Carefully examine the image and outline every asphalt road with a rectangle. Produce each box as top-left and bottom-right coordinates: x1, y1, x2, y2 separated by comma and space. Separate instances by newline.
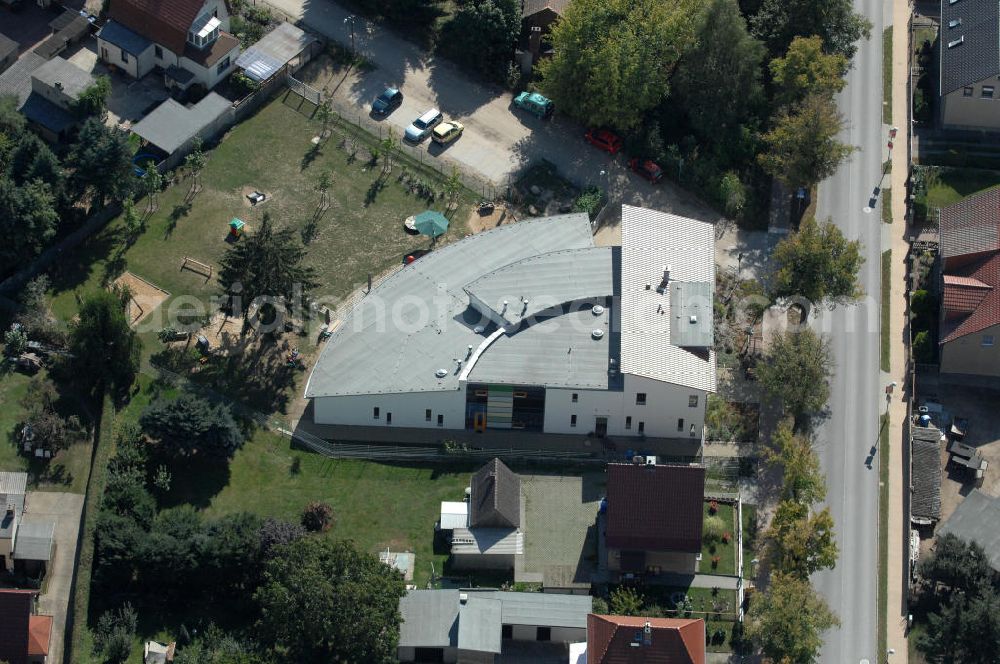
811, 1, 886, 661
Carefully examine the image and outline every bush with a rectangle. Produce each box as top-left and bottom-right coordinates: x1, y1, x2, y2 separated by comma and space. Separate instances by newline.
913, 330, 935, 363
301, 501, 334, 532
573, 185, 604, 219
708, 500, 719, 515
4, 326, 27, 355
94, 602, 138, 663
704, 515, 726, 543
230, 71, 260, 99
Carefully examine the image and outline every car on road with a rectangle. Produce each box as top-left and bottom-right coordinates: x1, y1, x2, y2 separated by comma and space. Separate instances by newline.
432, 121, 465, 145
404, 108, 443, 142
512, 91, 554, 119
628, 157, 664, 183
372, 87, 403, 116
585, 129, 623, 154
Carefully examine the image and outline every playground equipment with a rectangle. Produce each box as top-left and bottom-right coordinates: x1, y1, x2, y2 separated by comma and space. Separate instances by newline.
229, 218, 245, 239
181, 256, 213, 280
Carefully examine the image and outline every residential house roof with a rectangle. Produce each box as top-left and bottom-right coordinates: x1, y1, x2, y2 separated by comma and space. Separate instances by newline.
399, 590, 461, 649
0, 589, 37, 664
32, 57, 95, 99
236, 22, 316, 82
470, 458, 521, 528
586, 614, 706, 664
620, 205, 716, 393
521, 0, 570, 18
108, 0, 209, 55
97, 20, 153, 56
27, 615, 50, 658
0, 34, 17, 65
20, 95, 77, 134
456, 597, 503, 654
939, 188, 1000, 342
0, 52, 45, 107
938, 489, 1000, 571
13, 520, 55, 562
183, 31, 239, 67
0, 473, 28, 496
940, 0, 1000, 95
479, 590, 592, 628
439, 501, 469, 530
132, 92, 231, 154
606, 463, 705, 554
449, 527, 524, 556
911, 427, 944, 522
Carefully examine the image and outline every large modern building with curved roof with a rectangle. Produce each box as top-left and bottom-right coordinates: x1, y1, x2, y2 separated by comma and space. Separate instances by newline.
304, 205, 716, 439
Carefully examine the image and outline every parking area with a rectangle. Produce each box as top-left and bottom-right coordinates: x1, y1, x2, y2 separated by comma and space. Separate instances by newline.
917, 377, 1000, 529
518, 473, 603, 588
24, 491, 85, 664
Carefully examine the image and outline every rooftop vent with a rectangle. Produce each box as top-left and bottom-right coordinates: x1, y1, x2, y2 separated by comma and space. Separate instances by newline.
591, 329, 605, 339
689, 315, 698, 324
592, 305, 605, 316
948, 35, 965, 48
948, 18, 962, 27
474, 325, 485, 334
435, 368, 448, 378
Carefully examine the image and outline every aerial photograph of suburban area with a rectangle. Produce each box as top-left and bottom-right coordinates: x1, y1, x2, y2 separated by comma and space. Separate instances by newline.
0, 0, 997, 661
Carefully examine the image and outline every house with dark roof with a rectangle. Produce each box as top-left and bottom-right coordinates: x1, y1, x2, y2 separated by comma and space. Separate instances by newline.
939, 0, 1000, 130
583, 614, 705, 664
910, 426, 944, 526
96, 0, 239, 94
938, 489, 1000, 570
0, 34, 17, 76
938, 188, 1000, 377
0, 589, 51, 664
397, 589, 592, 663
604, 463, 705, 576
438, 459, 525, 571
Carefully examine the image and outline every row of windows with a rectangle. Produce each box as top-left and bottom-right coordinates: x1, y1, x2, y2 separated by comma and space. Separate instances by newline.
372, 407, 443, 425
568, 415, 693, 433
963, 86, 995, 99
570, 392, 699, 407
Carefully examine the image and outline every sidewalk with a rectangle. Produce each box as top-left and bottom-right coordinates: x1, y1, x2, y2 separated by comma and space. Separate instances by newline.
886, 0, 912, 657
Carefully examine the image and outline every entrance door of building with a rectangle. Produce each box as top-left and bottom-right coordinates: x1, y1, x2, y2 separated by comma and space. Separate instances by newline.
595, 417, 608, 438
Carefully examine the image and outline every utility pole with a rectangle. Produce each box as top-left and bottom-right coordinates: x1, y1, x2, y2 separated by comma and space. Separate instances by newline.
344, 15, 357, 55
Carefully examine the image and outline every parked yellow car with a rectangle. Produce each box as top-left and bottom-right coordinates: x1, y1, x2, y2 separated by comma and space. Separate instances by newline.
432, 121, 465, 145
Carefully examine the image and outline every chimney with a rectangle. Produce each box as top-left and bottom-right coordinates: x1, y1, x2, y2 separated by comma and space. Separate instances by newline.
528, 26, 543, 58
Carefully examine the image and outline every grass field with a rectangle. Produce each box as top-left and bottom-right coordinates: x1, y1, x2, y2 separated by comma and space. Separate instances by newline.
883, 27, 893, 124
925, 167, 1000, 211
699, 501, 737, 575
881, 250, 891, 372
48, 94, 475, 322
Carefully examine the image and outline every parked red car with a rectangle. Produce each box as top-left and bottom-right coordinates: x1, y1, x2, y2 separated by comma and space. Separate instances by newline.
585, 128, 623, 154
628, 157, 664, 183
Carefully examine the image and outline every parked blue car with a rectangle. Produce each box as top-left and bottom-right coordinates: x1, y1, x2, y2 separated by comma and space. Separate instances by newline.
372, 87, 403, 116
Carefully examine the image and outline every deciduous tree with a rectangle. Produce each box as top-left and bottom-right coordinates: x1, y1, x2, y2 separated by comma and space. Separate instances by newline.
538, 0, 699, 131
750, 0, 871, 60
758, 93, 855, 190
768, 500, 838, 577
768, 419, 826, 504
745, 572, 839, 663
140, 393, 244, 459
770, 36, 849, 107
68, 289, 141, 400
255, 538, 405, 663
756, 328, 832, 418
771, 216, 864, 305
438, 0, 520, 82
0, 176, 60, 274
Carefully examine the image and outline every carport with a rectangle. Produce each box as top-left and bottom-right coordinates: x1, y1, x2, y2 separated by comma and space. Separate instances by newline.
235, 22, 317, 82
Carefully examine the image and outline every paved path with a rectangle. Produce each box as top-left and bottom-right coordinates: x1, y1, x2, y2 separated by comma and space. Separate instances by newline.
264, 0, 722, 228
25, 492, 85, 664
887, 0, 913, 658
810, 0, 886, 659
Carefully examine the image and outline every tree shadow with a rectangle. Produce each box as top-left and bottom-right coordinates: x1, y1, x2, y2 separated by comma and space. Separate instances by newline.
301, 143, 322, 171
364, 174, 387, 207
155, 453, 232, 510
164, 203, 192, 238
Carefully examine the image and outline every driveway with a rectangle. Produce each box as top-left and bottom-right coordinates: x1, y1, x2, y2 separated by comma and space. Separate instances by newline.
23, 491, 85, 664
264, 0, 722, 227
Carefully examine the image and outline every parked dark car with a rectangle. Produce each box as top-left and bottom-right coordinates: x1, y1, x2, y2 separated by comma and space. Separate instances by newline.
585, 128, 623, 154
372, 87, 403, 116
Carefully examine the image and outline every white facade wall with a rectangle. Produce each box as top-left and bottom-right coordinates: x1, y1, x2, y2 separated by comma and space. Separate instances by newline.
313, 389, 466, 429
543, 375, 706, 438
97, 38, 153, 78
180, 45, 240, 89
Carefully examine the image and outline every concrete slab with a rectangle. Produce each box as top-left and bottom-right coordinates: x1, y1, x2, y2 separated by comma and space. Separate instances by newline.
24, 491, 84, 664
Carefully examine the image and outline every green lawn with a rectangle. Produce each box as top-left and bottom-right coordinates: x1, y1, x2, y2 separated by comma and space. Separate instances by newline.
643, 585, 740, 652
925, 168, 1000, 210
741, 503, 758, 579
881, 250, 891, 372
878, 414, 890, 664
700, 501, 737, 575
49, 93, 474, 320
0, 368, 92, 494
883, 27, 893, 124
882, 187, 892, 224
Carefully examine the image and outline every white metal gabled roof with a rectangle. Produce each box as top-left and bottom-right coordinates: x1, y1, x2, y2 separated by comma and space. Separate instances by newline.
619, 205, 717, 393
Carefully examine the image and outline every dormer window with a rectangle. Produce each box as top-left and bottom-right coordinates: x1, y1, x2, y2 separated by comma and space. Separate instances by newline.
188, 13, 221, 48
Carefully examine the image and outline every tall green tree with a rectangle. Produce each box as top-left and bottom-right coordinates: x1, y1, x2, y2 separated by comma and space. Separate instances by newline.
217, 212, 319, 325
537, 0, 699, 131
758, 93, 855, 190
72, 75, 112, 118
254, 538, 406, 663
140, 392, 244, 459
770, 35, 849, 107
768, 500, 838, 578
670, 0, 765, 140
67, 118, 135, 209
756, 328, 832, 418
438, 0, 520, 82
771, 216, 864, 304
750, 0, 871, 59
745, 572, 839, 663
0, 176, 59, 274
768, 419, 826, 504
68, 289, 141, 400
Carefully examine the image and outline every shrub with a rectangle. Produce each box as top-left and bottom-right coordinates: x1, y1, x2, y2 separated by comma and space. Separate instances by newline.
708, 500, 719, 515
711, 555, 720, 569
704, 515, 726, 542
913, 330, 934, 364
722, 532, 732, 545
301, 501, 334, 532
573, 185, 604, 219
4, 326, 28, 355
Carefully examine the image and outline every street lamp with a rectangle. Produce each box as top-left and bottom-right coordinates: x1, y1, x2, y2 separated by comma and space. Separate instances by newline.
344, 15, 357, 54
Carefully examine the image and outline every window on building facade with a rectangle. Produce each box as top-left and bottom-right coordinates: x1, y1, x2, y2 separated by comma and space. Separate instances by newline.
120, 48, 128, 63
983, 334, 996, 347
154, 45, 163, 59
572, 393, 578, 403
570, 414, 577, 427
437, 414, 444, 426
373, 407, 379, 419
425, 409, 432, 421
983, 86, 995, 98
638, 421, 645, 434
964, 87, 974, 96
636, 392, 647, 405
626, 416, 632, 430
677, 418, 684, 432
217, 56, 230, 75
689, 395, 698, 407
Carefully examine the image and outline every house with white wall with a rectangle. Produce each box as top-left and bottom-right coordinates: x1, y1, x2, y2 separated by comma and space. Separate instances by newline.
305, 206, 717, 440
96, 0, 239, 94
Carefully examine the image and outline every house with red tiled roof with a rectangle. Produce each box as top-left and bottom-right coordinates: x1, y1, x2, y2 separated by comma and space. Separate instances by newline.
0, 589, 51, 664
604, 463, 705, 576
96, 0, 240, 94
938, 188, 1000, 377
582, 614, 705, 664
